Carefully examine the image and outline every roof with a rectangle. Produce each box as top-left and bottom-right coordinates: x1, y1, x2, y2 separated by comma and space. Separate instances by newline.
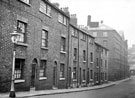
88, 23, 114, 30
70, 24, 95, 39
43, 0, 70, 18
95, 42, 109, 50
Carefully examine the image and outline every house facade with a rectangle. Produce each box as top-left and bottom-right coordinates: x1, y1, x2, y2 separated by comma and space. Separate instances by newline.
0, 0, 69, 92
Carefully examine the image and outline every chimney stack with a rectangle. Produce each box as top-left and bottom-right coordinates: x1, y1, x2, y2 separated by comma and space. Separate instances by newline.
53, 3, 60, 8
70, 14, 78, 26
87, 15, 91, 27
61, 7, 70, 15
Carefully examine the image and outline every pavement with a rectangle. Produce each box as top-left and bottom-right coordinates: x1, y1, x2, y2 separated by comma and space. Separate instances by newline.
0, 78, 131, 98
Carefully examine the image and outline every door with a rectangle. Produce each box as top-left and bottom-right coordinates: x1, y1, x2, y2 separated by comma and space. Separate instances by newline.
31, 64, 36, 87
53, 67, 57, 86
68, 67, 71, 87
31, 59, 37, 87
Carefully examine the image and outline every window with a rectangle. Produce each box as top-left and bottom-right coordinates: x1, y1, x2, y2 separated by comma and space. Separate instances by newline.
61, 37, 66, 51
105, 60, 107, 69
40, 60, 47, 77
58, 13, 67, 25
20, 0, 30, 4
103, 40, 107, 47
83, 50, 86, 61
93, 32, 97, 37
42, 30, 48, 47
96, 58, 99, 66
40, 1, 51, 16
17, 21, 27, 43
103, 32, 108, 37
82, 33, 86, 41
15, 59, 25, 79
83, 69, 85, 80
89, 38, 93, 44
90, 52, 93, 62
71, 28, 78, 37
74, 48, 77, 60
73, 67, 77, 79
101, 59, 103, 67
90, 70, 93, 79
60, 63, 65, 78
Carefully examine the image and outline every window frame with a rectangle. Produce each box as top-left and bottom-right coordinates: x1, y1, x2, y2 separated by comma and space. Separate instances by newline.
17, 20, 27, 43
61, 37, 66, 52
60, 63, 65, 78
41, 29, 48, 48
39, 60, 47, 78
15, 59, 25, 80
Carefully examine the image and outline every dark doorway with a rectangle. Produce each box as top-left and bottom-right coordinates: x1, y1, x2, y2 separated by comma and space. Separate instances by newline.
68, 67, 71, 87
53, 61, 57, 87
31, 59, 38, 87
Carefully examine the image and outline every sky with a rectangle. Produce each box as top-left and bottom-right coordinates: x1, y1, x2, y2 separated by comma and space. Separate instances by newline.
50, 0, 135, 48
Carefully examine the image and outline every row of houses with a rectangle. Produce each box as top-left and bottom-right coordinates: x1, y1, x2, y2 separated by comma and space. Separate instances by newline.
0, 0, 128, 92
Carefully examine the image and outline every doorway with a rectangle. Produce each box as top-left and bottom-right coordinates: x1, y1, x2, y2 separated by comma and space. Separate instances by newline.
53, 61, 57, 88
31, 59, 38, 88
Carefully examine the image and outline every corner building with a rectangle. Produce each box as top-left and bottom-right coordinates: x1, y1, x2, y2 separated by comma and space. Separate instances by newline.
0, 0, 69, 92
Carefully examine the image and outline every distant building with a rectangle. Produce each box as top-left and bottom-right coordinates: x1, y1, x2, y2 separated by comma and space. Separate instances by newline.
80, 15, 129, 81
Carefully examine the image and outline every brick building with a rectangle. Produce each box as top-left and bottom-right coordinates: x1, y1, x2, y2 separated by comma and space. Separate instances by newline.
85, 15, 129, 81
94, 42, 108, 85
0, 0, 70, 92
69, 23, 95, 87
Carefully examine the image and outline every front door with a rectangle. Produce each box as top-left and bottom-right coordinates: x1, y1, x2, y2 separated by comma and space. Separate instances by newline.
53, 67, 57, 87
31, 64, 36, 87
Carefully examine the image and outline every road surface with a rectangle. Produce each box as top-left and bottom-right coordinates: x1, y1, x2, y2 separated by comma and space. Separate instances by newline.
26, 76, 135, 98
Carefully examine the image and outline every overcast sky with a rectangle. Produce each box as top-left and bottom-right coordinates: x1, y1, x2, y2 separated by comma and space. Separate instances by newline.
51, 0, 135, 48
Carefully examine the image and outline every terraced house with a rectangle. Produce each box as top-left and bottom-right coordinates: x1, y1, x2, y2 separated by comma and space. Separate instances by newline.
0, 0, 69, 92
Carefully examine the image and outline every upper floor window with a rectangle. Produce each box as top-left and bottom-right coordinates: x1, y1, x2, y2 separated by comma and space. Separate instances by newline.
93, 32, 97, 37
17, 21, 27, 43
74, 48, 77, 60
40, 1, 51, 16
60, 63, 65, 78
82, 33, 86, 41
40, 60, 47, 77
71, 28, 78, 37
61, 37, 66, 51
58, 13, 67, 25
89, 38, 93, 44
83, 50, 86, 61
103, 40, 107, 47
42, 30, 48, 47
103, 32, 108, 37
20, 0, 30, 4
90, 52, 93, 62
15, 59, 25, 79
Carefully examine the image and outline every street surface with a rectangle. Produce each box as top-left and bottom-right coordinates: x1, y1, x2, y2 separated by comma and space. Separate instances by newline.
26, 76, 135, 98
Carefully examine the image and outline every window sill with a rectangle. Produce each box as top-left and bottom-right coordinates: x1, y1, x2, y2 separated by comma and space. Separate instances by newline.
39, 77, 47, 80
16, 42, 28, 47
81, 39, 86, 42
15, 79, 25, 83
39, 10, 52, 18
90, 79, 93, 81
18, 0, 31, 6
96, 66, 99, 68
73, 79, 77, 82
82, 80, 86, 82
59, 78, 65, 80
41, 47, 49, 50
60, 51, 67, 54
73, 60, 78, 62
90, 62, 94, 64
96, 81, 99, 83
58, 21, 67, 26
83, 61, 86, 63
